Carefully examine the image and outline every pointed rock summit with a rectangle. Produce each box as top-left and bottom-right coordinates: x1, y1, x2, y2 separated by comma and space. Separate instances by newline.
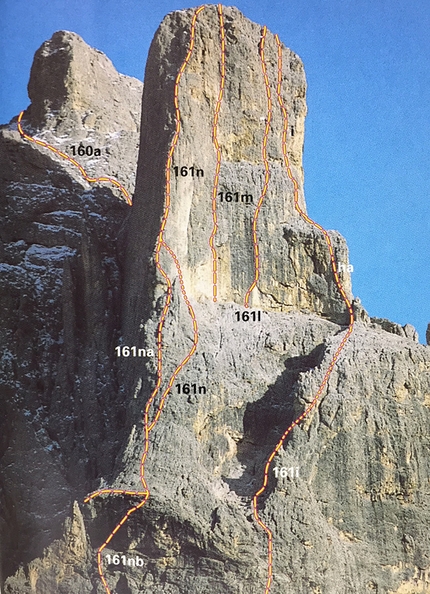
11, 30, 143, 195
26, 30, 142, 135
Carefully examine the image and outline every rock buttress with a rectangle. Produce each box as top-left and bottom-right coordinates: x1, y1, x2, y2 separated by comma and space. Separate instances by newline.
123, 4, 352, 343
2, 8, 430, 594
0, 30, 139, 589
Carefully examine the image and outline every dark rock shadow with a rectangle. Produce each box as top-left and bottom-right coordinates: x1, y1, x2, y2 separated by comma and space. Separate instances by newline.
116, 574, 133, 594
224, 343, 325, 506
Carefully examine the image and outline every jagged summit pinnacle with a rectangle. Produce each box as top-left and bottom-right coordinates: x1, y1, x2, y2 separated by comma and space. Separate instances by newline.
13, 30, 143, 195
25, 29, 142, 135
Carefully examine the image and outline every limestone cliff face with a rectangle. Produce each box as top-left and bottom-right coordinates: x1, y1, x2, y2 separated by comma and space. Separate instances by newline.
0, 31, 139, 589
1, 6, 430, 594
124, 5, 352, 330
24, 30, 142, 196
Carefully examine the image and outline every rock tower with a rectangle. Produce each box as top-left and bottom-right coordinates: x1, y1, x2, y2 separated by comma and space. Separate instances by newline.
1, 6, 429, 594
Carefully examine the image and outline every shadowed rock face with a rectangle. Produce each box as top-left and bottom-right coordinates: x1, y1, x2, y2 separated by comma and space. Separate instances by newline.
0, 28, 137, 589
1, 6, 430, 594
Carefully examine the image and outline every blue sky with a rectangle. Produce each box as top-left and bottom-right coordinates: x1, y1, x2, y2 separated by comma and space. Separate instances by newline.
1, 0, 429, 341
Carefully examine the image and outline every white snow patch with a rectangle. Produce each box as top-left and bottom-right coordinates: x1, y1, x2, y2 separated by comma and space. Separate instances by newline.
43, 210, 82, 218
25, 244, 76, 261
33, 222, 80, 237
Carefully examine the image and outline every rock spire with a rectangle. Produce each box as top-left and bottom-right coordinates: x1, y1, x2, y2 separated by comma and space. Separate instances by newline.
124, 5, 353, 333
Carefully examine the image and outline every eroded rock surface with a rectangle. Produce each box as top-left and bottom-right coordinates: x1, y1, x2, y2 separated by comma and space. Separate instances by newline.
124, 5, 352, 326
1, 6, 429, 594
0, 30, 137, 589
23, 30, 142, 196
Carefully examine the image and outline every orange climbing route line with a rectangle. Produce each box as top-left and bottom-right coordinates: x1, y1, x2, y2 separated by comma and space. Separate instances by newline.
82, 7, 204, 594
275, 35, 354, 312
145, 241, 199, 434
84, 492, 149, 593
144, 2, 203, 435
244, 26, 272, 308
251, 34, 355, 594
84, 489, 148, 503
16, 111, 132, 206
209, 4, 226, 303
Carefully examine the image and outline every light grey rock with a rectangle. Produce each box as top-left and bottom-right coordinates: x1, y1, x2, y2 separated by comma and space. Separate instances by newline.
123, 5, 352, 331
370, 317, 419, 342
23, 29, 142, 198
2, 7, 430, 594
0, 30, 135, 591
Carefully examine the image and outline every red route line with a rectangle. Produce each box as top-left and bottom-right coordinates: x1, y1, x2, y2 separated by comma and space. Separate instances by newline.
145, 4, 203, 436
244, 26, 272, 308
16, 111, 132, 206
82, 7, 204, 594
209, 4, 226, 303
251, 34, 355, 594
